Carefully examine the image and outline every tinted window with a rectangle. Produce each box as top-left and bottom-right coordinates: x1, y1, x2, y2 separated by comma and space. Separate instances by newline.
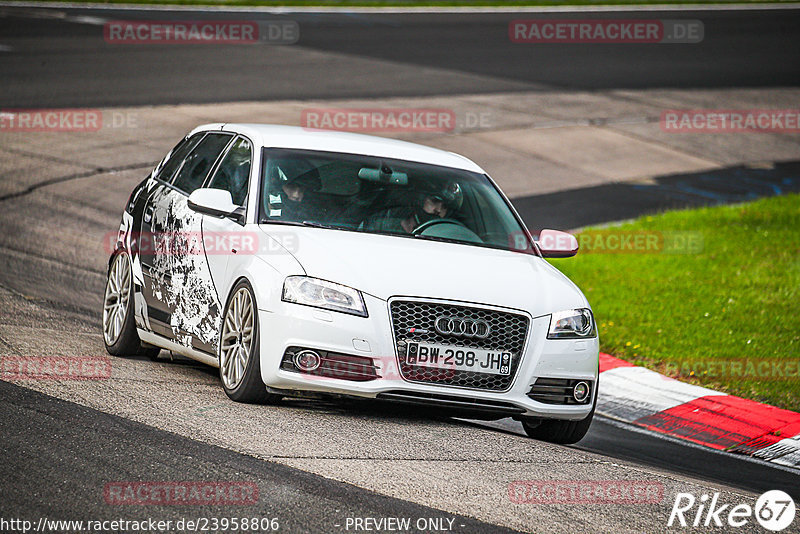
260, 148, 534, 254
171, 133, 232, 194
206, 137, 252, 206
154, 133, 203, 183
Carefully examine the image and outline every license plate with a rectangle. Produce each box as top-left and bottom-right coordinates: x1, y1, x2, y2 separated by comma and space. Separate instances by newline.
406, 342, 512, 375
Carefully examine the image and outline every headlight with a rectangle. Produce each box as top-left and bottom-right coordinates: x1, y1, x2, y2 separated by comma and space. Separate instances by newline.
547, 308, 596, 339
282, 276, 368, 317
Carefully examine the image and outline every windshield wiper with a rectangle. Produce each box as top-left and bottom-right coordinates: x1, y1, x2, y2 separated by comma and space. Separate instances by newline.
300, 221, 342, 230
259, 219, 352, 231
410, 233, 467, 246
412, 233, 534, 254
258, 218, 307, 226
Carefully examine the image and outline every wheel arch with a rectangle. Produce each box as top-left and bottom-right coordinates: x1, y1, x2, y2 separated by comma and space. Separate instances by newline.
221, 254, 296, 316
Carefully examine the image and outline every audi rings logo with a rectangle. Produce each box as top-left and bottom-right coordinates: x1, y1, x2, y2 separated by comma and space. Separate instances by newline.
434, 316, 490, 338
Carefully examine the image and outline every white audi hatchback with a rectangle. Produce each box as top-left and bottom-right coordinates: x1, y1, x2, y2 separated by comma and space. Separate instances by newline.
103, 124, 599, 443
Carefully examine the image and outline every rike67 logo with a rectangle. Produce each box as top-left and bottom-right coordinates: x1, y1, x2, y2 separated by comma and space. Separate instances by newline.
668, 490, 796, 531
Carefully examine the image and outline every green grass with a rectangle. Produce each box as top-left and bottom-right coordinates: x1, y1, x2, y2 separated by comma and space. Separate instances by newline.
550, 193, 800, 412
10, 0, 796, 6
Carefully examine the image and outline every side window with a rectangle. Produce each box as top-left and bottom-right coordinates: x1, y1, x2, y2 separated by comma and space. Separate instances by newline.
206, 137, 252, 206
154, 133, 204, 183
171, 133, 233, 194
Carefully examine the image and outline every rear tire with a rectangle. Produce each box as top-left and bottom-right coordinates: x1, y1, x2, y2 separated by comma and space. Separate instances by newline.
103, 252, 160, 359
219, 280, 282, 404
138, 344, 162, 360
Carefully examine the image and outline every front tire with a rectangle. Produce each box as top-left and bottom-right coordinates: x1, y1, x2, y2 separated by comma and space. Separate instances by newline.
219, 280, 281, 404
521, 403, 595, 445
103, 251, 160, 359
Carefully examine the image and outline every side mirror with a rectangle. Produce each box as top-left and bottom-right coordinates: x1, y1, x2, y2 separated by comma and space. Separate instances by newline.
537, 229, 579, 258
188, 188, 242, 222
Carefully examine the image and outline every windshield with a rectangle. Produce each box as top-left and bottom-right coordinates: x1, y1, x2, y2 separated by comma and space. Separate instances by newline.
259, 148, 535, 254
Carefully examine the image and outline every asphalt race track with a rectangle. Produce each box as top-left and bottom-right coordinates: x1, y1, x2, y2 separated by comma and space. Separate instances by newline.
0, 5, 799, 533
0, 7, 799, 107
0, 380, 518, 534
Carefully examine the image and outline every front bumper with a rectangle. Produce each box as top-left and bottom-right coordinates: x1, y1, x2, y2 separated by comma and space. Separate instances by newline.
259, 294, 599, 420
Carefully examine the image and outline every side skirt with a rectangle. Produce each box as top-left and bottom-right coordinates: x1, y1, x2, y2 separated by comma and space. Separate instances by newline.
137, 329, 220, 369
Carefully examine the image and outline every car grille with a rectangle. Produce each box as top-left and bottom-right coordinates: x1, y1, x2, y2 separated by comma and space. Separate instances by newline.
389, 300, 529, 391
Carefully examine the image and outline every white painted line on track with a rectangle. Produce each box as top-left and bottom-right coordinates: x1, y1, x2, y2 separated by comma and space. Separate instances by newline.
67, 14, 106, 24
0, 7, 106, 24
1, 1, 799, 13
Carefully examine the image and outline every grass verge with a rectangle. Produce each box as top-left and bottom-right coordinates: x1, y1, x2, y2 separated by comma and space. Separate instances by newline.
550, 193, 800, 412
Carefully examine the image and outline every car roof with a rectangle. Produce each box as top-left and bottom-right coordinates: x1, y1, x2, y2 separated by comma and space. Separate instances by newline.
188, 123, 485, 174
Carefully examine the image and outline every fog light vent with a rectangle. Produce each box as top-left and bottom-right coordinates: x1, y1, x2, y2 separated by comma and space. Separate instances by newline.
573, 381, 590, 403
527, 377, 593, 405
293, 350, 321, 372
281, 347, 380, 382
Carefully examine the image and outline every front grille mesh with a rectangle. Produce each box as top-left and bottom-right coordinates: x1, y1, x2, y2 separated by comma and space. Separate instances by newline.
390, 300, 529, 391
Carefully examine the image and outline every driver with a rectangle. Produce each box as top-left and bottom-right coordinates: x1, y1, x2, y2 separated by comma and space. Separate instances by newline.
363, 181, 462, 234
265, 158, 323, 222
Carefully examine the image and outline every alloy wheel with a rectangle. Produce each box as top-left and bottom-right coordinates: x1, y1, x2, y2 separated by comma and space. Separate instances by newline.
220, 287, 254, 390
103, 253, 131, 346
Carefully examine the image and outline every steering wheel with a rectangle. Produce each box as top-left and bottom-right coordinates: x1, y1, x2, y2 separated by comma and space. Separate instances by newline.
411, 217, 468, 235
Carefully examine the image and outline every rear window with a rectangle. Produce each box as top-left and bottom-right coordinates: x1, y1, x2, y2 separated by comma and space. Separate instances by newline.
171, 133, 233, 194
153, 133, 203, 183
